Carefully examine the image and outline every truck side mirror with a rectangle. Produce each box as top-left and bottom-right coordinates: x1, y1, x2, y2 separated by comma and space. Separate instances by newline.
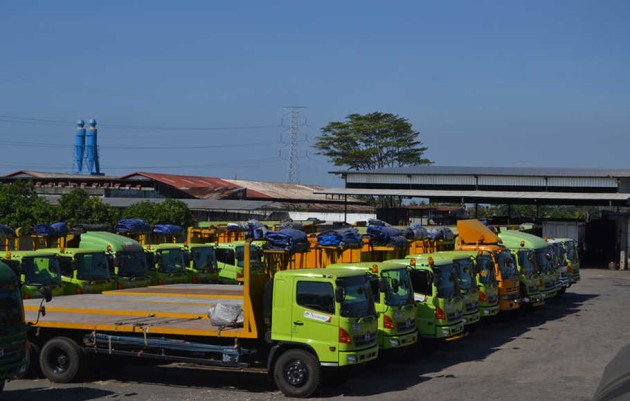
378, 278, 387, 293
43, 286, 53, 303
391, 278, 400, 293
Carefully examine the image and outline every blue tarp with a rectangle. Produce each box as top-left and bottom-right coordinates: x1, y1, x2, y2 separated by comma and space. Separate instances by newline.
114, 218, 151, 234
153, 224, 184, 235
404, 223, 429, 240
0, 224, 16, 238
317, 227, 362, 249
366, 225, 407, 249
426, 226, 454, 241
34, 222, 68, 237
247, 220, 268, 239
265, 228, 309, 253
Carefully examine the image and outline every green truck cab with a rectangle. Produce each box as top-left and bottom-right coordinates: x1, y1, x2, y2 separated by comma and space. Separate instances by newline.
499, 231, 558, 301
215, 241, 264, 283
505, 246, 545, 308
2, 250, 64, 299
554, 238, 581, 285
76, 231, 151, 289
388, 255, 465, 343
546, 238, 571, 295
325, 261, 418, 354
0, 261, 28, 392
57, 248, 116, 295
430, 251, 481, 328
445, 249, 499, 319
144, 243, 189, 286
182, 243, 219, 283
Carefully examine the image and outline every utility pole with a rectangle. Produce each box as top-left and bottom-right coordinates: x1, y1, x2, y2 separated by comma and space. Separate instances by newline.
281, 106, 306, 184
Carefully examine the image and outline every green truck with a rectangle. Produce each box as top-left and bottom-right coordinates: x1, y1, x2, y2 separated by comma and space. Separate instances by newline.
501, 243, 545, 308
1, 249, 64, 299
143, 243, 190, 286
326, 261, 418, 355
75, 231, 151, 289
23, 241, 379, 397
182, 243, 219, 283
0, 261, 28, 392
215, 241, 264, 283
430, 251, 481, 328
388, 255, 465, 346
498, 231, 558, 301
56, 248, 116, 295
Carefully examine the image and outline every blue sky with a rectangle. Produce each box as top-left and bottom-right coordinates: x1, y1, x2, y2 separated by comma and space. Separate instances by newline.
0, 1, 628, 187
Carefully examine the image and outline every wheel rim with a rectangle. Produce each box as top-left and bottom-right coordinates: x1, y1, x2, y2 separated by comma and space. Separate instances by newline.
284, 359, 308, 387
50, 350, 70, 374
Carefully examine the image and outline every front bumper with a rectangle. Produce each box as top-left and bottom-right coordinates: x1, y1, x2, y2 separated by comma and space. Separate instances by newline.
381, 330, 418, 350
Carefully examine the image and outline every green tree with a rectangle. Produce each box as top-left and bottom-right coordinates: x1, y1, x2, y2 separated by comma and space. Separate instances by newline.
314, 112, 432, 169
0, 181, 55, 231
56, 188, 120, 228
123, 199, 194, 227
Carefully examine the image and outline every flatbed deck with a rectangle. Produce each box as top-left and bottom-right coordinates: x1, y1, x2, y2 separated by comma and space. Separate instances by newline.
24, 284, 249, 338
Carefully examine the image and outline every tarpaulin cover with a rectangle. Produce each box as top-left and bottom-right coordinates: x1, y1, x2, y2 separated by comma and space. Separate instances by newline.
153, 224, 184, 235
317, 227, 362, 249
0, 224, 16, 238
34, 222, 68, 237
227, 222, 248, 232
426, 226, 454, 241
265, 228, 309, 253
279, 221, 304, 230
247, 220, 268, 239
367, 218, 389, 227
208, 303, 244, 327
405, 223, 429, 240
114, 218, 151, 234
367, 225, 407, 249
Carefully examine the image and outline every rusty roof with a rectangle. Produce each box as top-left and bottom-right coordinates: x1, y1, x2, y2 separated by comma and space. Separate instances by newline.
223, 179, 336, 201
119, 172, 245, 200
4, 170, 119, 180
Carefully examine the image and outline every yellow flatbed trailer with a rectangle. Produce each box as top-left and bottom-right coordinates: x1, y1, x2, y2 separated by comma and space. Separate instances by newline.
24, 284, 253, 338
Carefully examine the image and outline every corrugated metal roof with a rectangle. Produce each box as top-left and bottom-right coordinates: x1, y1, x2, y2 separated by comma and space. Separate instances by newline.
223, 179, 333, 201
336, 166, 630, 178
120, 172, 245, 199
43, 196, 272, 211
4, 170, 119, 180
316, 188, 630, 205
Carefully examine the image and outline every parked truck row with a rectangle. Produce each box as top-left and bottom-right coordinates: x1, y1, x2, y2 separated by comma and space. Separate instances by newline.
0, 218, 581, 397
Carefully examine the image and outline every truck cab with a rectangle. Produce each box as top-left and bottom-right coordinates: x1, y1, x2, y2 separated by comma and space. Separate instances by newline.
510, 247, 545, 307
430, 251, 481, 328
325, 261, 418, 355
144, 243, 189, 286
546, 238, 570, 295
0, 261, 28, 392
57, 248, 116, 295
498, 231, 558, 301
215, 241, 264, 283
77, 231, 151, 289
182, 243, 219, 283
2, 249, 64, 299
387, 255, 465, 344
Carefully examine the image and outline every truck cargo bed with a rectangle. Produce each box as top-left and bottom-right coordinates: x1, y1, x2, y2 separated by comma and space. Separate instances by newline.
24, 284, 249, 338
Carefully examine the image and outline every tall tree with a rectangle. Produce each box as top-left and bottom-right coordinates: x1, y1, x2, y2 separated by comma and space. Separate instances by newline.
315, 112, 432, 170
56, 188, 120, 228
0, 181, 55, 230
123, 199, 194, 227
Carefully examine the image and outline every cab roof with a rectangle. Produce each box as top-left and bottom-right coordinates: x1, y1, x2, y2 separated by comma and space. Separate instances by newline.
276, 267, 369, 279
498, 230, 549, 249
79, 231, 144, 251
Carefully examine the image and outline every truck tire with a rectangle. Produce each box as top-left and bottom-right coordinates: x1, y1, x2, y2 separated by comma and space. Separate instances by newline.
39, 337, 84, 383
273, 349, 320, 398
25, 342, 42, 378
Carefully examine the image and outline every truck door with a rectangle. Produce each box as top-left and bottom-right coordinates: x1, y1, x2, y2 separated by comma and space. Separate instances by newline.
291, 279, 338, 356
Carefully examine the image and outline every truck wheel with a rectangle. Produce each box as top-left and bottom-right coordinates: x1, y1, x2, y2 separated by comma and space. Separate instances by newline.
273, 349, 320, 398
40, 337, 83, 383
25, 342, 42, 378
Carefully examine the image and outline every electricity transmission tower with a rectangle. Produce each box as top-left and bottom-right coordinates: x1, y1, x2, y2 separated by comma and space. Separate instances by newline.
282, 106, 307, 184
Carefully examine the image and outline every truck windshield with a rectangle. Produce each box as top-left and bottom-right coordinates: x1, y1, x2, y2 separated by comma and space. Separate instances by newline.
23, 256, 62, 286
535, 249, 553, 273
158, 249, 185, 274
454, 259, 474, 291
433, 264, 458, 299
76, 253, 111, 281
337, 275, 376, 318
566, 241, 579, 263
496, 252, 519, 279
381, 268, 414, 307
235, 244, 264, 273
0, 282, 23, 326
191, 246, 218, 272
117, 250, 148, 277
517, 250, 537, 276
476, 255, 497, 285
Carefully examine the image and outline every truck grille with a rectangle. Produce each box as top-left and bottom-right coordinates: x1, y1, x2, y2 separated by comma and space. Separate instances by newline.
447, 311, 462, 321
353, 331, 377, 347
465, 303, 478, 313
396, 319, 415, 332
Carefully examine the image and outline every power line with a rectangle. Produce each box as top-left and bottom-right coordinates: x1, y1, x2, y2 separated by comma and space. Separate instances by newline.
0, 139, 275, 150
